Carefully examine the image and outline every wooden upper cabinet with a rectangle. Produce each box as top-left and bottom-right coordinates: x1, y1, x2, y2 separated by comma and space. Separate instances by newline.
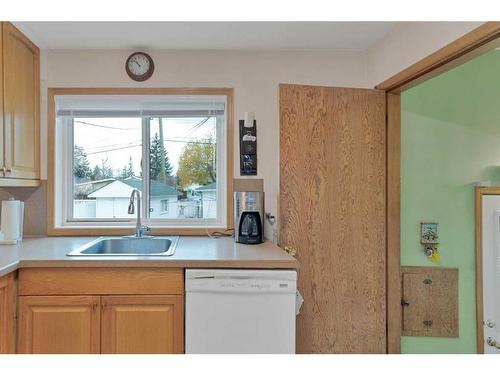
0, 273, 16, 354
18, 295, 101, 354
101, 295, 184, 354
1, 22, 40, 183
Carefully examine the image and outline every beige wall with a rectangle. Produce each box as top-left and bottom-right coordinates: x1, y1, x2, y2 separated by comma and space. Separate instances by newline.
40, 49, 369, 239
13, 21, 485, 237
366, 22, 483, 87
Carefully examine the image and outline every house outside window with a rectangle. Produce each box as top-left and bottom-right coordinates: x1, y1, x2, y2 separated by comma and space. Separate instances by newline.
50, 89, 232, 233
160, 199, 170, 214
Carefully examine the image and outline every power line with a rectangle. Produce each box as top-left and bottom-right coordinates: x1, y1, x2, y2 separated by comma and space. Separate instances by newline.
85, 139, 215, 155
164, 139, 214, 145
74, 120, 138, 130
86, 143, 142, 155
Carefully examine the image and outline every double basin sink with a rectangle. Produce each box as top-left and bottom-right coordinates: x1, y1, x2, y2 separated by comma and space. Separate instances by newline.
67, 236, 179, 257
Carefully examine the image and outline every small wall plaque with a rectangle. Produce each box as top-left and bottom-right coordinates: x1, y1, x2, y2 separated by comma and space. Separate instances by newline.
421, 222, 438, 244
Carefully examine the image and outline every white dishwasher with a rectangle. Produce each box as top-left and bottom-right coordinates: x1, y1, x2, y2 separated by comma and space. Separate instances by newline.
185, 269, 297, 354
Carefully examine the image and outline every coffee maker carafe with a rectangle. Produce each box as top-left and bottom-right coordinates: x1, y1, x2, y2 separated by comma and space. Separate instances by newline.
234, 191, 264, 244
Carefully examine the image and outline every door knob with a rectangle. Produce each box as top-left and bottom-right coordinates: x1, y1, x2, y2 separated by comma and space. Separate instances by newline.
486, 337, 500, 349
486, 320, 496, 328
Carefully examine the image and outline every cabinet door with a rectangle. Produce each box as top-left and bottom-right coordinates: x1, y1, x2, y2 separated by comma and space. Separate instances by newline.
0, 273, 16, 353
2, 22, 39, 180
401, 267, 458, 337
18, 295, 100, 354
101, 295, 183, 354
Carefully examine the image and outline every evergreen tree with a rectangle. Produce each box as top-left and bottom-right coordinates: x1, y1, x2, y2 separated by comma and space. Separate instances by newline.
150, 132, 173, 181
90, 165, 101, 181
99, 158, 114, 179
90, 158, 113, 180
120, 157, 134, 179
73, 145, 91, 179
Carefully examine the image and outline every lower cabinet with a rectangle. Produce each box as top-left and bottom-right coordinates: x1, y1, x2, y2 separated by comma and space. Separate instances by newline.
0, 273, 16, 353
17, 268, 184, 354
18, 295, 101, 354
101, 295, 183, 354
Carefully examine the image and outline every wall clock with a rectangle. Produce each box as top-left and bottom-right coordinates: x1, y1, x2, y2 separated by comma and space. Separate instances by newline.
125, 52, 154, 82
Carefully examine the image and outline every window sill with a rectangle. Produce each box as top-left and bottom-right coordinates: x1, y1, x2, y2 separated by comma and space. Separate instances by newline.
47, 227, 231, 236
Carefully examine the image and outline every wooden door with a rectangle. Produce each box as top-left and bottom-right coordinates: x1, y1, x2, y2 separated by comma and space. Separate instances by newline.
2, 22, 39, 180
0, 273, 16, 353
18, 295, 100, 354
101, 295, 183, 354
279, 84, 386, 353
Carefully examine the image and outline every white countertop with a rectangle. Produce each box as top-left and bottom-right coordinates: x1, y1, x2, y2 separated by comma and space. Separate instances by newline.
0, 236, 298, 277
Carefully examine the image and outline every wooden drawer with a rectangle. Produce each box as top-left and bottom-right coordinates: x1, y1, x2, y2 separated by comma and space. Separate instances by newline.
18, 268, 183, 296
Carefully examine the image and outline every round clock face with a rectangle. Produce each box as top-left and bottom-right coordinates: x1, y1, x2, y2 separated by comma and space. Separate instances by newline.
126, 52, 154, 81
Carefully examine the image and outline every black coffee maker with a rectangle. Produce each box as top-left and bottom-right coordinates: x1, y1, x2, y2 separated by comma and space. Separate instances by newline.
234, 191, 264, 244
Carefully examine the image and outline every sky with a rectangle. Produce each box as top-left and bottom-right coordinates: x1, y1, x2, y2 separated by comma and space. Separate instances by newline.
73, 117, 217, 177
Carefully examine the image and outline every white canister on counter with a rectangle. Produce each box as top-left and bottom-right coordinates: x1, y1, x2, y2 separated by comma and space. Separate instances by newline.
0, 198, 24, 241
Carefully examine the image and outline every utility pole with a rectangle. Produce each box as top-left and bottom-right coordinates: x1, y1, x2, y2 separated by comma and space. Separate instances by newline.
158, 117, 167, 184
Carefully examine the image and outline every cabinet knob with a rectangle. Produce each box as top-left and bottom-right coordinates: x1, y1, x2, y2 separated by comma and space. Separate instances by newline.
423, 320, 433, 326
284, 246, 297, 257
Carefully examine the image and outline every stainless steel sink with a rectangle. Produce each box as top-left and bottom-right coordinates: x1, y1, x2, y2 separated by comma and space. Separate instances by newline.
67, 236, 179, 257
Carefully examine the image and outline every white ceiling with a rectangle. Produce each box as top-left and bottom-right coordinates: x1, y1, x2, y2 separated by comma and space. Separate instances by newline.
14, 22, 397, 50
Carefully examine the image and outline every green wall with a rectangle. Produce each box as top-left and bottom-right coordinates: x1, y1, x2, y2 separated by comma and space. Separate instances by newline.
401, 49, 500, 353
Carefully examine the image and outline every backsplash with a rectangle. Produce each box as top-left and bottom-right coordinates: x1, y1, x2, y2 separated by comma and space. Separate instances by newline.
0, 181, 47, 236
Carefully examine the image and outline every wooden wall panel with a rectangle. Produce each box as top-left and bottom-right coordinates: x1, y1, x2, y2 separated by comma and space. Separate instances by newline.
279, 84, 386, 353
386, 92, 401, 353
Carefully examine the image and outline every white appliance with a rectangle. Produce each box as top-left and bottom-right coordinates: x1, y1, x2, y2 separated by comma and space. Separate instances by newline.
185, 269, 297, 354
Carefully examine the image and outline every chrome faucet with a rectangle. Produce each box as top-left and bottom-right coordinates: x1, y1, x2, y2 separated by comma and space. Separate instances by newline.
127, 189, 151, 238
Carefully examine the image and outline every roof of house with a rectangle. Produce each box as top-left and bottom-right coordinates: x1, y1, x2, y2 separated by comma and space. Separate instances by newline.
81, 177, 182, 198
74, 178, 115, 198
121, 177, 183, 197
195, 181, 216, 192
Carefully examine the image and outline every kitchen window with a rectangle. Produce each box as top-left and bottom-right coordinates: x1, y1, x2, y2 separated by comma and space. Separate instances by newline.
50, 89, 232, 234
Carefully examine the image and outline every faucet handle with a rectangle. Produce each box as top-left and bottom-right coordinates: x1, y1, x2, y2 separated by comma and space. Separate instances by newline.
137, 226, 151, 237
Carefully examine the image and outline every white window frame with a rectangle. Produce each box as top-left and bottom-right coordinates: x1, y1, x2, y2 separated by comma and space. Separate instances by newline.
52, 92, 229, 231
